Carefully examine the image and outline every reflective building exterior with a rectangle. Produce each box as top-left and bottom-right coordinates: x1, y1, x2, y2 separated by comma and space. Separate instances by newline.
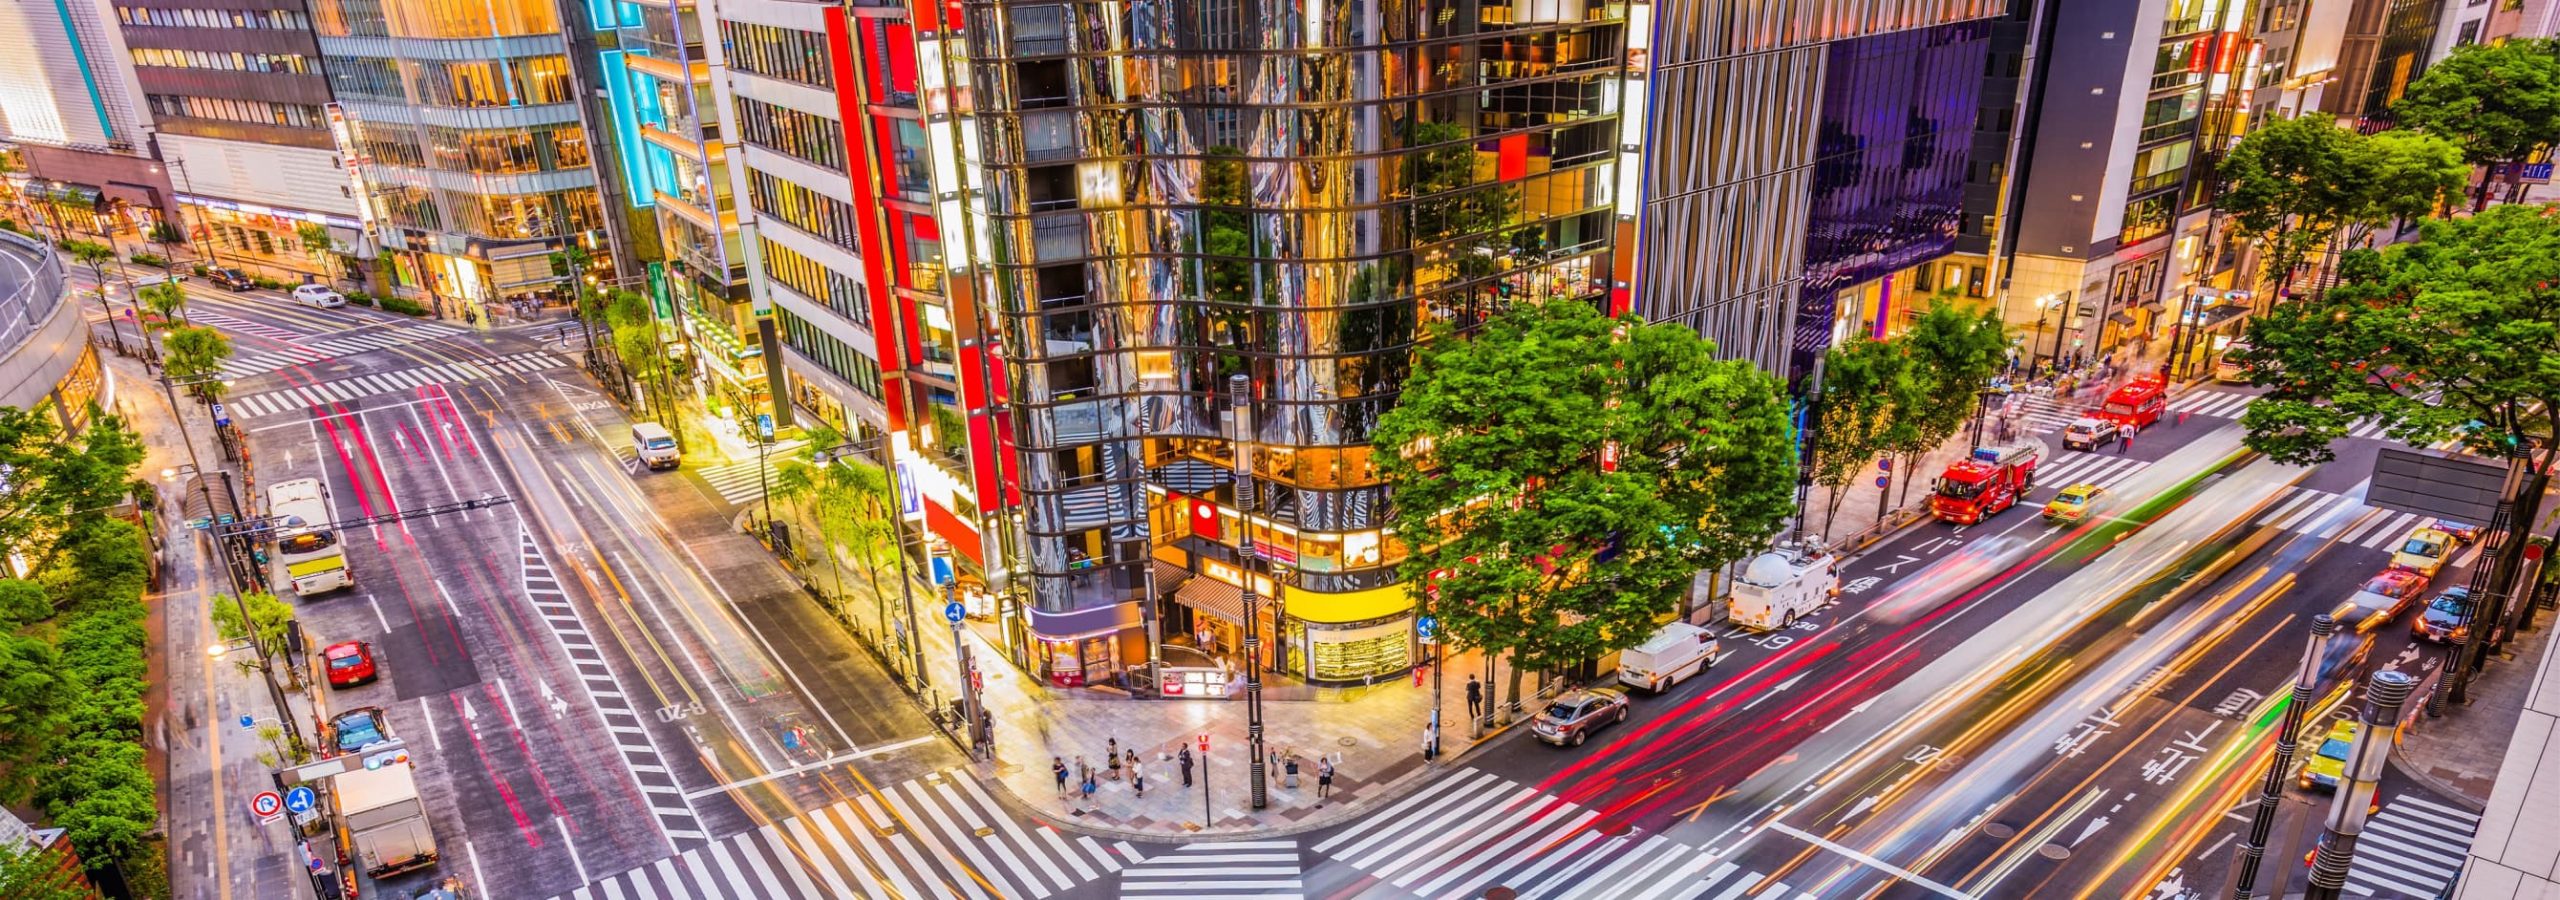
967, 0, 1626, 686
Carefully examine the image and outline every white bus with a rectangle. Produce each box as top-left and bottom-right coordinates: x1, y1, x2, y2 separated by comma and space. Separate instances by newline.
267, 477, 352, 595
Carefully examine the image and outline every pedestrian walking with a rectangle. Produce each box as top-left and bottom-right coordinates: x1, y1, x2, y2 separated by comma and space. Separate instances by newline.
1080, 770, 1097, 802
1465, 675, 1483, 722
1053, 757, 1069, 796
1178, 747, 1195, 787
1107, 738, 1122, 780
1132, 761, 1146, 798
1317, 757, 1335, 803
1124, 748, 1139, 776
2118, 429, 2133, 454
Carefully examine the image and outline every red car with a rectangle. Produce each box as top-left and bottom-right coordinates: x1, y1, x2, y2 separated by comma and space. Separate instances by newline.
2331, 570, 2430, 632
323, 640, 378, 687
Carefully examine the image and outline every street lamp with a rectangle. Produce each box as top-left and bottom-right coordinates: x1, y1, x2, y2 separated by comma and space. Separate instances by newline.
2032, 294, 2062, 372
1227, 374, 1269, 811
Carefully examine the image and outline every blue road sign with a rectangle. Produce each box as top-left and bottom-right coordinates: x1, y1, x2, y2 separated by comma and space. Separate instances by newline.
945, 601, 965, 624
283, 786, 316, 814
239, 715, 254, 730
1416, 615, 1438, 641
757, 413, 774, 440
211, 402, 230, 427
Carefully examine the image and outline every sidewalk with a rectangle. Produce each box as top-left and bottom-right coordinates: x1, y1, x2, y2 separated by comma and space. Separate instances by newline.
2394, 530, 2560, 811
748, 492, 1541, 839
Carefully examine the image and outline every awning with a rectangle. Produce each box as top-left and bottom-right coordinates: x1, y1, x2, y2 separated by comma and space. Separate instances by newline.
2107, 311, 2137, 326
101, 182, 159, 209
2197, 304, 2252, 330
1026, 600, 1140, 641
1174, 572, 1247, 626
179, 475, 242, 527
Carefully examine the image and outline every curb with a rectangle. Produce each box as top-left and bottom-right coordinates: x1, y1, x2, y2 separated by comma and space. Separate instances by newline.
2384, 749, 2489, 814
980, 712, 1541, 843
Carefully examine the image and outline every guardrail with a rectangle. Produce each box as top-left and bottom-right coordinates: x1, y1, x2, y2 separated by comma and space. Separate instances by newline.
0, 229, 67, 357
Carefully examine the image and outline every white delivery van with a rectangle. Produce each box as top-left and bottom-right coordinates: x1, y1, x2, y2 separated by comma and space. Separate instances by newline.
1618, 621, 1722, 693
1727, 548, 1841, 631
632, 422, 680, 470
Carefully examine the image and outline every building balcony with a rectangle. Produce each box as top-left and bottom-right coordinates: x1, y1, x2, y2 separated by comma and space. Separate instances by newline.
627, 53, 710, 85
2128, 169, 2186, 196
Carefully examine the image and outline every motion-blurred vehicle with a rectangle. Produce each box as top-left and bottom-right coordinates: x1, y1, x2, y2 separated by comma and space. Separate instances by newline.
323, 640, 378, 687
2298, 719, 2357, 790
1532, 688, 1630, 747
2331, 570, 2429, 632
2414, 587, 2473, 644
2043, 483, 2105, 523
291, 283, 346, 308
330, 706, 392, 753
2061, 417, 2120, 452
207, 267, 255, 291
2390, 527, 2456, 579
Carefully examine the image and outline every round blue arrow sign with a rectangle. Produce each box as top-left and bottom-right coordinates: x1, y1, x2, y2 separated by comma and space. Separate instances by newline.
283, 785, 316, 814
945, 601, 965, 623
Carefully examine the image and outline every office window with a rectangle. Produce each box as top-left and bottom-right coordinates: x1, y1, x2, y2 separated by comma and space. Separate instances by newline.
760, 237, 869, 327
733, 97, 846, 171
721, 22, 833, 89
748, 171, 858, 249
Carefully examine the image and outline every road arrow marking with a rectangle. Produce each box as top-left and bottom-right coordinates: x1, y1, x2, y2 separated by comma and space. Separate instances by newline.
1820, 698, 1879, 734
1838, 794, 1881, 824
540, 681, 568, 719
2073, 816, 2110, 846
460, 696, 480, 730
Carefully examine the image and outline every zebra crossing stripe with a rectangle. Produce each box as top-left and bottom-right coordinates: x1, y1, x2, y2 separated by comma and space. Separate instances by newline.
2254, 489, 2325, 527
2269, 492, 2345, 531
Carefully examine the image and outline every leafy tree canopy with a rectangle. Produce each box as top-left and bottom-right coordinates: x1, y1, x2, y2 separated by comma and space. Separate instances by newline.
0, 408, 144, 565
2217, 114, 2469, 286
210, 592, 295, 660
2239, 203, 2560, 469
0, 842, 91, 900
2392, 39, 2560, 170
1375, 300, 1794, 677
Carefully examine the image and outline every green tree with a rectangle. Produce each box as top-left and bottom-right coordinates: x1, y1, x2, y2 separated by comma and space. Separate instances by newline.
2217, 115, 2465, 298
209, 592, 295, 661
0, 633, 68, 804
1881, 302, 2012, 506
1809, 336, 1911, 539
296, 221, 338, 283
0, 842, 91, 900
2391, 39, 2560, 209
2355, 128, 2471, 238
1376, 300, 1794, 716
0, 408, 143, 566
62, 240, 126, 357
136, 280, 186, 329
0, 579, 51, 627
160, 325, 235, 400
146, 219, 186, 277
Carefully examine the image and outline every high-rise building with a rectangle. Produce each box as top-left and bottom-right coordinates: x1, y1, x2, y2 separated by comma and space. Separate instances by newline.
0, 0, 171, 239
1628, 0, 2009, 383
2333, 0, 2444, 122
111, 0, 366, 281
311, 0, 620, 314
967, 0, 1627, 687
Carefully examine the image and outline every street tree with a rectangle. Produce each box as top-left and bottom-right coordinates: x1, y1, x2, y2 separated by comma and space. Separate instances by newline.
160, 325, 235, 400
1808, 335, 1911, 539
2390, 39, 2560, 209
209, 592, 296, 661
62, 240, 126, 356
296, 221, 339, 284
1881, 302, 2012, 506
0, 407, 144, 565
2217, 115, 2467, 297
136, 280, 186, 329
146, 220, 186, 273
1375, 299, 1794, 716
0, 842, 90, 900
0, 633, 68, 804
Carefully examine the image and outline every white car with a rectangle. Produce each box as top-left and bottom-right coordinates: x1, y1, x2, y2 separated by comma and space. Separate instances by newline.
292, 284, 346, 308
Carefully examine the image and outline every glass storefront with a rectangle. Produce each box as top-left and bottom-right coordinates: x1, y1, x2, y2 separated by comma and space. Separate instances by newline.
1302, 614, 1414, 684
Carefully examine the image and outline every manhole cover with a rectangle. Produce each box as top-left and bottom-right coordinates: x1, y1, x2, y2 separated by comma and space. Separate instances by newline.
1483, 888, 1518, 900
1338, 737, 1357, 747
1983, 823, 2016, 839
2038, 844, 2070, 860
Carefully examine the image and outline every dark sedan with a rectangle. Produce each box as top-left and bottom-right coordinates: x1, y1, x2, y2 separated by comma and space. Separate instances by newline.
2414, 587, 2473, 644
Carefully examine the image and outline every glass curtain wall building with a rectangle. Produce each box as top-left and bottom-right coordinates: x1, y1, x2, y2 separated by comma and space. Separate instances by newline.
314, 0, 615, 311
966, 0, 1626, 687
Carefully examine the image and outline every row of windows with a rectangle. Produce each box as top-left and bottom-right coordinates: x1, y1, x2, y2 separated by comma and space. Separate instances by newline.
131, 48, 314, 75
147, 94, 325, 129
116, 5, 310, 30
313, 0, 557, 40
733, 97, 845, 172
748, 170, 858, 249
721, 22, 832, 89
358, 124, 592, 175
777, 309, 883, 401
760, 236, 869, 328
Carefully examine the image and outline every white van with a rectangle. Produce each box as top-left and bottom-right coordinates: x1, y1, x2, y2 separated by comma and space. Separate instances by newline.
1727, 548, 1841, 631
632, 423, 680, 470
1618, 621, 1721, 693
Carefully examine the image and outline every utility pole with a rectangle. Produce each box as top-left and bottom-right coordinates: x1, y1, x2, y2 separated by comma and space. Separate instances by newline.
2305, 669, 2416, 900
2230, 613, 2335, 899
1227, 374, 1268, 810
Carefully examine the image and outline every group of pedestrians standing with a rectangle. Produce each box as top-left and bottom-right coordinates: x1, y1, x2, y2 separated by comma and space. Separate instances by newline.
1049, 736, 1339, 808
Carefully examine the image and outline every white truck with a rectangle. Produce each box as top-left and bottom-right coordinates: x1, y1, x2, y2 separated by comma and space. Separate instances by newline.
338, 763, 438, 879
1618, 621, 1722, 693
1727, 547, 1841, 631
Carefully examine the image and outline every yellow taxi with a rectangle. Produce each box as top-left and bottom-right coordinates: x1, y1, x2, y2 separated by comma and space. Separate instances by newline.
2298, 719, 2358, 790
2390, 527, 2456, 579
2043, 483, 2104, 523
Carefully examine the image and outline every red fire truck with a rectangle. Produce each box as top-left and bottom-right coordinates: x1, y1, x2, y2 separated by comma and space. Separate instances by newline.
1929, 444, 2043, 525
2093, 374, 2168, 431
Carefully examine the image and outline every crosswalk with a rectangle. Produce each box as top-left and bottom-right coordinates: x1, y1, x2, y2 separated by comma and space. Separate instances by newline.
691, 443, 804, 506
1120, 841, 1300, 899
1997, 391, 2086, 435
1309, 768, 1819, 899
183, 309, 306, 343
2033, 452, 2150, 491
551, 770, 1133, 900
220, 351, 567, 418
2169, 389, 2256, 420
2247, 486, 2437, 550
2343, 794, 2479, 897
216, 321, 475, 377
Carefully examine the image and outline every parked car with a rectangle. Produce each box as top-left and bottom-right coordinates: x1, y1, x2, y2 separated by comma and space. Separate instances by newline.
330, 706, 392, 753
2061, 417, 2120, 452
2430, 519, 2482, 544
323, 640, 379, 687
1531, 688, 1630, 747
2413, 587, 2472, 644
2298, 720, 2357, 790
2331, 570, 2430, 632
207, 267, 255, 291
292, 283, 347, 308
2043, 483, 2105, 523
2390, 527, 2456, 579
